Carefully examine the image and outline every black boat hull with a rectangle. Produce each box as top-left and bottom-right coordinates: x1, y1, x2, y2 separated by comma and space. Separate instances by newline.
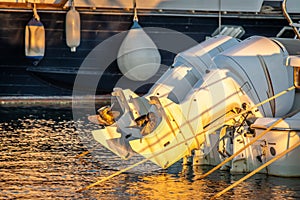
0, 9, 298, 96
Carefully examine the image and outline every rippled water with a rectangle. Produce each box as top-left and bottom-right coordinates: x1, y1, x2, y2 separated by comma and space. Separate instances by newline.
0, 107, 299, 199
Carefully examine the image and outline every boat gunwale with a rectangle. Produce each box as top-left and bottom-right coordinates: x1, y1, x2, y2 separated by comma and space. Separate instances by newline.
0, 7, 299, 20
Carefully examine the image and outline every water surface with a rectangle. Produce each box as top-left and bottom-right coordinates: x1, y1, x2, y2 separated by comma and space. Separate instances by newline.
0, 107, 299, 199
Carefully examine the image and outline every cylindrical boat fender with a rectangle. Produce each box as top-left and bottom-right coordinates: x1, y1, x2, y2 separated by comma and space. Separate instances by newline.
25, 3, 45, 65
117, 0, 161, 81
66, 0, 80, 52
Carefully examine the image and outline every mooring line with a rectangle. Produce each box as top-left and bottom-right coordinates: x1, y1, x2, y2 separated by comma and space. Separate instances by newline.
211, 141, 300, 199
77, 119, 224, 192
75, 86, 295, 160
77, 86, 295, 192
77, 157, 148, 192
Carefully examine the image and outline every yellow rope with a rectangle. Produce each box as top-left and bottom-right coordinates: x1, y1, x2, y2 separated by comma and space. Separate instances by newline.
33, 3, 40, 21
77, 86, 295, 191
243, 86, 295, 114
76, 86, 295, 160
133, 0, 138, 22
198, 107, 300, 179
211, 141, 300, 199
77, 120, 222, 192
77, 158, 148, 192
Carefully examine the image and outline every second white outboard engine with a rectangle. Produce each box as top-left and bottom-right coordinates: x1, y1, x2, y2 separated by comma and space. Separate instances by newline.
214, 36, 295, 117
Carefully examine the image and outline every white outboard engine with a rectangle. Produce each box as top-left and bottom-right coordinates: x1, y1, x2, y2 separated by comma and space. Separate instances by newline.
91, 35, 242, 168
213, 36, 299, 176
214, 36, 295, 117
147, 35, 240, 103
90, 35, 299, 174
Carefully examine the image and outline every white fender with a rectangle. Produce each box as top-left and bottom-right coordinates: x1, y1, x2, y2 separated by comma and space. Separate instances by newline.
25, 17, 45, 64
117, 21, 161, 81
66, 3, 81, 52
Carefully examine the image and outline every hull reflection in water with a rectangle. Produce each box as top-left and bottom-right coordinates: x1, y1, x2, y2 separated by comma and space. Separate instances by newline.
0, 107, 299, 199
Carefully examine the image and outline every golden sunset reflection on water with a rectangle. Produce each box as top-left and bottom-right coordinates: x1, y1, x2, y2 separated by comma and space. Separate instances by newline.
0, 107, 299, 199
